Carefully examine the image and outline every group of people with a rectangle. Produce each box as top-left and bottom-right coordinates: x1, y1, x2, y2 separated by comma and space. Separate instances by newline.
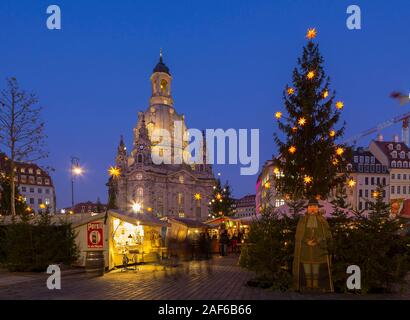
218, 229, 243, 256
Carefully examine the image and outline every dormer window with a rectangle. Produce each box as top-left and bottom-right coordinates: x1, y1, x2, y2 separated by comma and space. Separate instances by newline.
347, 164, 353, 171
397, 144, 401, 151
388, 144, 394, 150
371, 156, 375, 164
391, 160, 397, 168
404, 161, 408, 168
397, 161, 402, 168
365, 156, 369, 163
353, 156, 358, 163
392, 151, 397, 158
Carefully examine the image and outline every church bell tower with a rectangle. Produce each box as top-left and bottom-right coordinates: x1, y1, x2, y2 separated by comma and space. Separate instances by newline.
150, 49, 173, 107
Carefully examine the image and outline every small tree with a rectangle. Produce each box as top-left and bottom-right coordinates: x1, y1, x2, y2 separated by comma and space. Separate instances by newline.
0, 77, 47, 216
208, 179, 235, 217
0, 174, 28, 215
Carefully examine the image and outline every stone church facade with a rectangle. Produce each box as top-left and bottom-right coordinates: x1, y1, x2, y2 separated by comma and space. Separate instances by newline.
110, 53, 215, 220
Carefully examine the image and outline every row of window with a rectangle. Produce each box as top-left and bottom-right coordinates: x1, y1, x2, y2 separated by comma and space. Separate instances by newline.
357, 164, 387, 173
26, 198, 51, 205
359, 189, 386, 198
15, 167, 43, 175
353, 155, 376, 164
17, 175, 50, 185
389, 150, 410, 159
391, 173, 410, 180
391, 185, 410, 195
364, 177, 386, 186
21, 186, 51, 194
391, 160, 410, 168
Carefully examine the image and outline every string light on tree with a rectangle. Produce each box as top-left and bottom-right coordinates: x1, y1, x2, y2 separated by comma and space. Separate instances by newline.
304, 175, 313, 184
347, 179, 356, 188
287, 87, 295, 95
307, 71, 315, 80
336, 147, 344, 156
335, 101, 344, 110
275, 111, 282, 119
322, 90, 329, 99
298, 117, 307, 126
288, 146, 296, 154
329, 130, 336, 138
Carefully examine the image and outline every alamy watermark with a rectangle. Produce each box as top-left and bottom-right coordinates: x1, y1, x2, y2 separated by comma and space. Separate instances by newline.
150, 121, 259, 176
46, 264, 61, 290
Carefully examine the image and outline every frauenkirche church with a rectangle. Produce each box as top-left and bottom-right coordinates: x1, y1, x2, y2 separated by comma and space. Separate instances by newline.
109, 52, 216, 220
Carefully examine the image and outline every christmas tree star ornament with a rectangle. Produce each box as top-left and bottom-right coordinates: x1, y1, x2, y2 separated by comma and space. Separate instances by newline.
329, 130, 336, 137
292, 126, 298, 132
298, 117, 306, 126
275, 111, 282, 119
307, 71, 315, 80
322, 90, 329, 99
264, 182, 271, 189
273, 167, 280, 174
287, 87, 295, 95
335, 101, 344, 109
288, 146, 297, 154
347, 179, 356, 188
336, 147, 344, 156
306, 28, 317, 40
303, 175, 313, 184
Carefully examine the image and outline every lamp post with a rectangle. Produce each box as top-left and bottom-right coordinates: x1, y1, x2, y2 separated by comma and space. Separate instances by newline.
71, 156, 83, 212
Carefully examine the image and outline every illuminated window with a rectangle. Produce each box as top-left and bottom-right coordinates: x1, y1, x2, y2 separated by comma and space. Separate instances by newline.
160, 79, 168, 95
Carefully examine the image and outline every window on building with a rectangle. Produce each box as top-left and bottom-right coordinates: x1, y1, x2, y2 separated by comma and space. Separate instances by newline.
30, 198, 34, 204
359, 201, 362, 210
404, 187, 407, 194
28, 168, 33, 174
365, 156, 369, 163
21, 186, 26, 192
365, 190, 368, 197
398, 186, 401, 194
21, 175, 27, 183
20, 168, 25, 173
45, 198, 50, 205
370, 164, 375, 172
354, 156, 358, 163
398, 161, 402, 168
383, 190, 386, 198
136, 187, 143, 204
365, 177, 369, 185
391, 186, 395, 194
404, 162, 409, 168
359, 189, 363, 197
38, 188, 42, 194
36, 169, 41, 175
388, 144, 393, 150
45, 179, 50, 185
382, 178, 386, 185
398, 174, 401, 180
397, 144, 402, 151
37, 177, 42, 184
275, 199, 285, 207
400, 151, 405, 159
365, 202, 368, 210
392, 151, 397, 158
38, 199, 42, 204
45, 189, 50, 194
364, 165, 369, 172
371, 177, 374, 185
137, 154, 143, 164
376, 177, 380, 185
376, 164, 381, 173
358, 164, 363, 172
29, 176, 35, 184
392, 161, 397, 168
30, 187, 34, 193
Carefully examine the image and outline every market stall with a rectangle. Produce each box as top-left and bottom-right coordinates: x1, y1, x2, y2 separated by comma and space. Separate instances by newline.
70, 210, 168, 270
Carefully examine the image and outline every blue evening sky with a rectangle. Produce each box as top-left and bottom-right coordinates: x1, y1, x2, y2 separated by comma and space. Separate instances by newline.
0, 0, 409, 208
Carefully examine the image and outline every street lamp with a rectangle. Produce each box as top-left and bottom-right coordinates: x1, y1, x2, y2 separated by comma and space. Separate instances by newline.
71, 156, 83, 211
132, 202, 141, 213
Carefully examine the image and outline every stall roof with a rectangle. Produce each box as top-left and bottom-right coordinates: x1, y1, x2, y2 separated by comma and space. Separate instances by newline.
163, 217, 208, 229
0, 210, 168, 228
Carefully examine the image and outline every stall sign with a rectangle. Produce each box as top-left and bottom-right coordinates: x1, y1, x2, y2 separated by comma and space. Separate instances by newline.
87, 221, 104, 248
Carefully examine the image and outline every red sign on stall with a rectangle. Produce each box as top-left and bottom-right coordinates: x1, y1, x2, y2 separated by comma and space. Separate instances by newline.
87, 221, 104, 248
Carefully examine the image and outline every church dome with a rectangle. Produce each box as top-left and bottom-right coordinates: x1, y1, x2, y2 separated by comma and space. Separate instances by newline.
153, 53, 170, 75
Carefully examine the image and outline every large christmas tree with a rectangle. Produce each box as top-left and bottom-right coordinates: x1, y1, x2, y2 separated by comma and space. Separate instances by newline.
274, 28, 350, 201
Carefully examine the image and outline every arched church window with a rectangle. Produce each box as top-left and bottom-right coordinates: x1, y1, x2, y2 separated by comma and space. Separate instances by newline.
160, 79, 168, 95
137, 154, 143, 163
136, 187, 143, 204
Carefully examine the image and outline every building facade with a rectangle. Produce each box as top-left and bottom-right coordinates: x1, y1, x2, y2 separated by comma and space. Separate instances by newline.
346, 147, 389, 211
64, 201, 107, 214
369, 139, 410, 204
0, 152, 56, 213
234, 194, 256, 217
110, 53, 215, 220
255, 158, 284, 214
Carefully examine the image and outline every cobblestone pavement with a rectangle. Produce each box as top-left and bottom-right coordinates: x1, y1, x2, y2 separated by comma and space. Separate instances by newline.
0, 255, 409, 300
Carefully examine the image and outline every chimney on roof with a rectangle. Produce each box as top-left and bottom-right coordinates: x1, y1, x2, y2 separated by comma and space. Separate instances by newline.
402, 118, 409, 147
394, 134, 400, 143
377, 133, 383, 142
